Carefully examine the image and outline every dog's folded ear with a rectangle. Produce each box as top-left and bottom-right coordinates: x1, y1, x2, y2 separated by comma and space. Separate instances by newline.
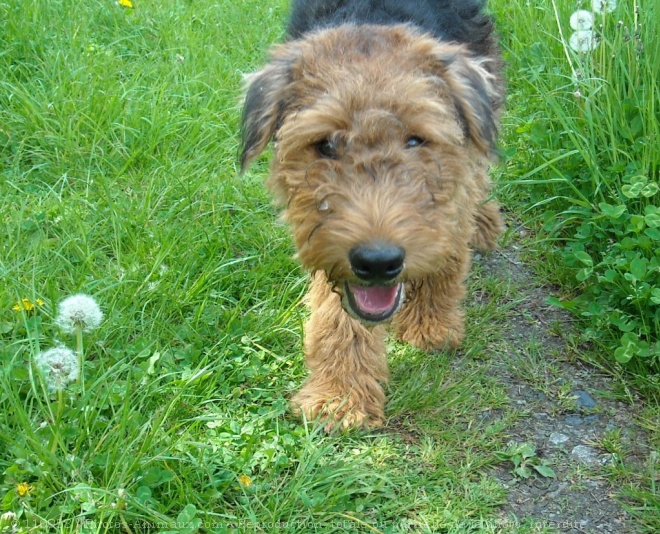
427, 46, 501, 155
240, 46, 298, 172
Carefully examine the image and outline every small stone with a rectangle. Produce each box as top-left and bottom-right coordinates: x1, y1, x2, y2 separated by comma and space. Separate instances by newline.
584, 414, 601, 424
565, 416, 583, 425
600, 454, 615, 466
575, 390, 597, 408
549, 432, 570, 445
571, 445, 599, 465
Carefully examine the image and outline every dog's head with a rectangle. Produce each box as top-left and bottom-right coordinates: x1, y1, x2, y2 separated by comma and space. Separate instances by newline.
240, 25, 501, 324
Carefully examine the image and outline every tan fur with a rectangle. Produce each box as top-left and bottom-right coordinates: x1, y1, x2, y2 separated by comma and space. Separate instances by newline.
242, 24, 504, 431
291, 271, 389, 431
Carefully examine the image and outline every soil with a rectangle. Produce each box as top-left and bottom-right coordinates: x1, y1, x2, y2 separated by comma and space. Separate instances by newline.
472, 245, 651, 533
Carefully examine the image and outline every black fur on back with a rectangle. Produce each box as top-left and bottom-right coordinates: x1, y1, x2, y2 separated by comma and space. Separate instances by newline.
287, 0, 495, 57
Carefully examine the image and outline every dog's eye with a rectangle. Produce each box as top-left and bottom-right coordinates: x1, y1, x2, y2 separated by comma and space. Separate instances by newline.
315, 139, 339, 159
406, 136, 426, 149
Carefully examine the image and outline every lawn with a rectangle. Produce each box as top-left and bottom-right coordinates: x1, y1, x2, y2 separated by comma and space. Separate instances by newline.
1, 0, 657, 532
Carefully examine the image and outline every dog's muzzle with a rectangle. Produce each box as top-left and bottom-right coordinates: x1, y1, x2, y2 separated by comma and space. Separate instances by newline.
343, 241, 406, 324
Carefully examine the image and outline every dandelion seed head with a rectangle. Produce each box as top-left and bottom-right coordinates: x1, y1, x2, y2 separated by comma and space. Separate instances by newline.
570, 10, 594, 31
35, 346, 79, 391
592, 0, 617, 13
55, 293, 103, 333
569, 30, 598, 53
0, 511, 17, 525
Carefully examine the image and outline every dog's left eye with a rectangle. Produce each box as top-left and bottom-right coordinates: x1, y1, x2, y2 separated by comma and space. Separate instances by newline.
315, 139, 339, 159
405, 136, 426, 149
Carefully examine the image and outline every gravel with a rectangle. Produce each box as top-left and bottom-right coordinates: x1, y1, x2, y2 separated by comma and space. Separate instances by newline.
472, 246, 650, 533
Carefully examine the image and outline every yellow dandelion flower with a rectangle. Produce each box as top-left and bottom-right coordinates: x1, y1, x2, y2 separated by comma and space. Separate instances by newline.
238, 474, 252, 488
12, 298, 44, 312
17, 482, 32, 497
119, 0, 133, 8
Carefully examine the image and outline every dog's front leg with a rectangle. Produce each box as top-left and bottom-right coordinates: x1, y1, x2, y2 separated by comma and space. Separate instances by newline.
394, 255, 469, 351
291, 272, 388, 431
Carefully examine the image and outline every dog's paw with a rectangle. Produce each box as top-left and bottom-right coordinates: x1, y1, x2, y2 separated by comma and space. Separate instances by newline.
291, 385, 384, 432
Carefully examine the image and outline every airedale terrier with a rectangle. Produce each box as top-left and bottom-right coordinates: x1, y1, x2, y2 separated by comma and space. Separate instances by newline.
240, 0, 505, 431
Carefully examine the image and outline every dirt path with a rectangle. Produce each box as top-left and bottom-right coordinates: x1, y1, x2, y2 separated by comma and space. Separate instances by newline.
474, 247, 651, 533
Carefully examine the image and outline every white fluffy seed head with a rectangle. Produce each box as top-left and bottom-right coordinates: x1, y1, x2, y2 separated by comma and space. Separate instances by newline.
570, 10, 594, 31
592, 0, 617, 14
35, 346, 79, 391
569, 30, 598, 53
55, 293, 104, 334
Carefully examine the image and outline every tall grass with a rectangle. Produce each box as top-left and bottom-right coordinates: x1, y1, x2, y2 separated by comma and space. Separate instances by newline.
494, 0, 660, 376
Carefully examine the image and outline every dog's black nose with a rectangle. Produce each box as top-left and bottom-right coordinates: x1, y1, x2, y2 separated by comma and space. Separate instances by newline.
349, 242, 405, 282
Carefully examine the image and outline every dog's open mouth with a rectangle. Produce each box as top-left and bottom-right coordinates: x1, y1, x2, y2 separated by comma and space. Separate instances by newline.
344, 281, 405, 324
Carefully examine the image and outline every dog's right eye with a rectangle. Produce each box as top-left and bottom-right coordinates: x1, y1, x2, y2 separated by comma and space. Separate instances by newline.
315, 139, 339, 159
406, 136, 426, 149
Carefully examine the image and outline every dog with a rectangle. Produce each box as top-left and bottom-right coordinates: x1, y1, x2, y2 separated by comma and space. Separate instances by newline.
240, 0, 505, 431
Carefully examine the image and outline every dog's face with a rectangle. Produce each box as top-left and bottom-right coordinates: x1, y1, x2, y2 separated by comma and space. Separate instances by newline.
241, 25, 499, 324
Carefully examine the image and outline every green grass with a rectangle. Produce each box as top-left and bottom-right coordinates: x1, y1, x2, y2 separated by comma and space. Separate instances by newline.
1, 0, 658, 532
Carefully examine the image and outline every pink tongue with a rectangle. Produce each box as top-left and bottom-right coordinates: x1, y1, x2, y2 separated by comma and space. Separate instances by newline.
349, 284, 400, 315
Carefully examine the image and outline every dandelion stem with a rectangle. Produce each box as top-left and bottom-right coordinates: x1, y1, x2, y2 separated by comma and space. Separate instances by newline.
551, 0, 578, 81
49, 388, 65, 454
76, 324, 85, 394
